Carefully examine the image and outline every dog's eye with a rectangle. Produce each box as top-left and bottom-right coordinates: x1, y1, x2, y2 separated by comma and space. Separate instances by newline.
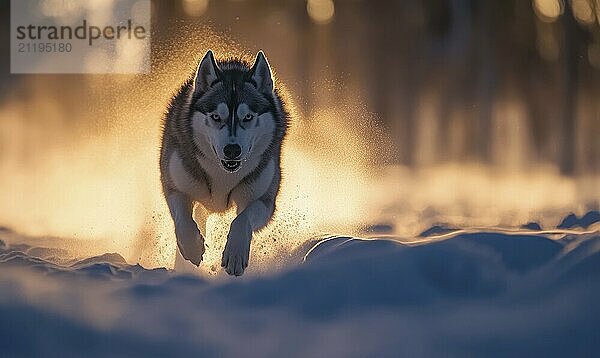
210, 113, 221, 122
243, 113, 254, 122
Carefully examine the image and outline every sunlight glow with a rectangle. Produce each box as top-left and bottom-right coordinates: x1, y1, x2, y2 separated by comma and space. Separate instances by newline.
533, 0, 563, 22
307, 0, 335, 25
572, 0, 595, 25
182, 0, 209, 17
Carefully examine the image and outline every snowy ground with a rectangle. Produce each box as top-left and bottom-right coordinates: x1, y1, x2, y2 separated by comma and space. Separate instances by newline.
0, 211, 599, 357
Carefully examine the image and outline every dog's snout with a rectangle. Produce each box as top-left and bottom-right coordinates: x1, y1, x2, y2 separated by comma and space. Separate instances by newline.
223, 144, 241, 159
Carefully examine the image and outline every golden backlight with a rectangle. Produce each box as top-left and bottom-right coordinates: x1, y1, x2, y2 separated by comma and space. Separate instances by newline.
0, 26, 597, 274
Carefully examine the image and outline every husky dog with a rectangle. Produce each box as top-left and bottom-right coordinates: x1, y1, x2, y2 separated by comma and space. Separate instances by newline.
160, 50, 288, 276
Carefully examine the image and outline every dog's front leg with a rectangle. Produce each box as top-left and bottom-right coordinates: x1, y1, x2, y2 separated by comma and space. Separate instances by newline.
221, 198, 274, 276
166, 191, 205, 266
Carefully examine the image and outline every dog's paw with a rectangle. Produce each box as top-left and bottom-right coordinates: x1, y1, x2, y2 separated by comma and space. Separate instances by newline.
221, 218, 252, 276
175, 223, 205, 266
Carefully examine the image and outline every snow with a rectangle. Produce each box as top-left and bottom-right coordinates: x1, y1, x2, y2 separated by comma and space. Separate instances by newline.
0, 212, 599, 357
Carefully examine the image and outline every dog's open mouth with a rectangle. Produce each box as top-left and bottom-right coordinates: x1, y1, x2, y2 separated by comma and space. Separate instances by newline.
221, 160, 241, 172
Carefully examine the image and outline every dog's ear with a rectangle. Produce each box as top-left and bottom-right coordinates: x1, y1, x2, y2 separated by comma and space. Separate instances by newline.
194, 50, 221, 95
249, 51, 274, 95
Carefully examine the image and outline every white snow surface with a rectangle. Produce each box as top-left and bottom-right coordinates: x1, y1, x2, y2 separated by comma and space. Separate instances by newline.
0, 212, 599, 357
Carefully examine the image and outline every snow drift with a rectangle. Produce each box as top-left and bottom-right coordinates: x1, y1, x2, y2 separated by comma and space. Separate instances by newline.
0, 212, 599, 357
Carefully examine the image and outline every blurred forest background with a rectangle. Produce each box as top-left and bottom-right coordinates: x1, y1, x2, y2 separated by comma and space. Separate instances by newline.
162, 0, 600, 175
1, 0, 598, 175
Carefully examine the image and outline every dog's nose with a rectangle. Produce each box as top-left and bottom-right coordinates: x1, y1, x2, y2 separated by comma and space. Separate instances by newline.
223, 144, 241, 159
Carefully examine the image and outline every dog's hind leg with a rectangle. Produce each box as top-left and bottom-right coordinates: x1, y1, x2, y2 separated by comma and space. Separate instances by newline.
167, 191, 205, 267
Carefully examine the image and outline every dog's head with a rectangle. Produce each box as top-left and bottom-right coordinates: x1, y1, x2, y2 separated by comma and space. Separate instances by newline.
190, 50, 277, 173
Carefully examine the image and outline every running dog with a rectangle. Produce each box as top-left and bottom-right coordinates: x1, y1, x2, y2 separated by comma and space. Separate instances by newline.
160, 50, 288, 276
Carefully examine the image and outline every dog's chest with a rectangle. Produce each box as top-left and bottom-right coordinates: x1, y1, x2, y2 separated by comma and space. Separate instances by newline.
204, 172, 243, 212
168, 151, 235, 211
204, 159, 275, 212
168, 151, 273, 212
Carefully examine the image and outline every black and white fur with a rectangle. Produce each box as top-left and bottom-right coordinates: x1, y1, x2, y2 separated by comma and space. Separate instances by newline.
160, 50, 288, 276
